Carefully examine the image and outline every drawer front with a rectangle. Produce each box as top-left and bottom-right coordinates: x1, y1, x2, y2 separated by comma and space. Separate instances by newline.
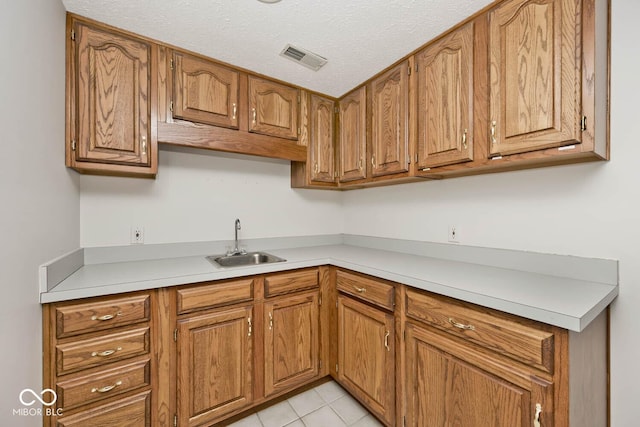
336, 270, 395, 310
264, 268, 319, 298
56, 294, 150, 338
56, 327, 150, 375
406, 289, 554, 373
56, 390, 150, 427
177, 278, 254, 314
56, 359, 150, 410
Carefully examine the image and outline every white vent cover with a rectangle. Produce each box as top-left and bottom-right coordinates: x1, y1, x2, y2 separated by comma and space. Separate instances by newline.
280, 44, 328, 71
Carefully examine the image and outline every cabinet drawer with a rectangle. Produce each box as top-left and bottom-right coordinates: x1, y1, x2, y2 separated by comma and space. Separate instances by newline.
56, 359, 150, 410
406, 289, 554, 373
177, 278, 254, 314
264, 268, 319, 298
336, 270, 395, 310
55, 294, 150, 338
56, 327, 150, 376
56, 390, 150, 427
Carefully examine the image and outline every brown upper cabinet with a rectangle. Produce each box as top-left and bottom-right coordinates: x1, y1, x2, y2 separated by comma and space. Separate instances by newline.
488, 0, 581, 156
309, 94, 337, 184
248, 76, 300, 140
416, 22, 474, 170
338, 86, 367, 183
66, 18, 157, 177
370, 62, 410, 177
172, 52, 239, 129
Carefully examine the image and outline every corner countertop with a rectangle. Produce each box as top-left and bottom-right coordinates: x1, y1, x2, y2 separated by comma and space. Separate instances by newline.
40, 237, 619, 332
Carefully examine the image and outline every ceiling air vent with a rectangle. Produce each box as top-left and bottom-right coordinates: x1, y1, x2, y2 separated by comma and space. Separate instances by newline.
280, 44, 327, 71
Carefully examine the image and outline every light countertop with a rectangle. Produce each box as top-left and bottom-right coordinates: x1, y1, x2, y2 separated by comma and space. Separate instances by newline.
40, 239, 618, 332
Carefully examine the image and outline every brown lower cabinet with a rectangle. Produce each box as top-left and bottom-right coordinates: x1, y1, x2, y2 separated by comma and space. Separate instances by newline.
43, 266, 608, 427
176, 305, 254, 426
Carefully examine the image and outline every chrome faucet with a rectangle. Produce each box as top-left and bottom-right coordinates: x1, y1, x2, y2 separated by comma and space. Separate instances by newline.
230, 218, 245, 255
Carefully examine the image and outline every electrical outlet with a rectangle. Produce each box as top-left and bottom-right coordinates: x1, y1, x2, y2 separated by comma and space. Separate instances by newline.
131, 226, 144, 244
448, 225, 459, 243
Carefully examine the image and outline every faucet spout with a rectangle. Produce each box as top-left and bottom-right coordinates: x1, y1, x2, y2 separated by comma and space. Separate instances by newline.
232, 219, 244, 255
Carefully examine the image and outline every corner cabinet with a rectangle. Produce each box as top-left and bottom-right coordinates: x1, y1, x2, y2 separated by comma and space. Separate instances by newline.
66, 17, 157, 177
488, 0, 581, 156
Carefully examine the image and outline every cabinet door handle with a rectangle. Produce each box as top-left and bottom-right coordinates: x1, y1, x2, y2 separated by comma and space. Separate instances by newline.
91, 347, 122, 357
232, 103, 237, 120
252, 107, 257, 124
462, 128, 468, 149
490, 120, 497, 145
353, 285, 366, 294
268, 312, 273, 330
534, 403, 542, 427
358, 159, 363, 170
384, 331, 390, 351
371, 156, 376, 167
247, 317, 252, 337
141, 136, 147, 155
91, 312, 122, 321
314, 162, 319, 174
91, 381, 122, 393
448, 317, 475, 331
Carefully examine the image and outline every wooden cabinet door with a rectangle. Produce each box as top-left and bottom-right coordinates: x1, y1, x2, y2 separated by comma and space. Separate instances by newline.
177, 306, 253, 427
337, 296, 394, 425
371, 62, 409, 177
338, 87, 367, 182
309, 94, 336, 183
264, 292, 319, 397
248, 76, 299, 140
405, 323, 553, 427
172, 52, 239, 129
488, 0, 580, 156
72, 22, 151, 167
416, 23, 474, 169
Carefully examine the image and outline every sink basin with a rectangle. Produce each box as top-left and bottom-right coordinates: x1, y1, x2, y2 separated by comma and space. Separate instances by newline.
206, 251, 286, 268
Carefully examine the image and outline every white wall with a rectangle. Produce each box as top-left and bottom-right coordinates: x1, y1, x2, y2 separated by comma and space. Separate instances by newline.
0, 0, 80, 424
342, 1, 639, 424
80, 147, 343, 247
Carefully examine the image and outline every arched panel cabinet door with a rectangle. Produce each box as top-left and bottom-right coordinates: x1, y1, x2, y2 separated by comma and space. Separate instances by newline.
248, 76, 299, 140
68, 18, 157, 177
172, 52, 239, 129
488, 0, 581, 157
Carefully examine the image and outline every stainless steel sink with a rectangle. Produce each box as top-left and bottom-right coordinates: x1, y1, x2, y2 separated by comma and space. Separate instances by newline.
206, 251, 286, 268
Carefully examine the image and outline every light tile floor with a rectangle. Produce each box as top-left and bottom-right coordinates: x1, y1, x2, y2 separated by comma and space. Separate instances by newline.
226, 381, 383, 427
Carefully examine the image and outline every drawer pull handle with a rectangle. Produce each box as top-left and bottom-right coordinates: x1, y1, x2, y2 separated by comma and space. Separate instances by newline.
384, 331, 390, 351
534, 403, 542, 427
448, 318, 475, 331
353, 286, 366, 294
91, 381, 122, 393
91, 347, 122, 357
91, 312, 122, 321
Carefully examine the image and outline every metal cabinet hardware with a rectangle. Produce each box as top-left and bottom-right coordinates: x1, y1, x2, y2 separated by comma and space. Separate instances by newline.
448, 317, 475, 331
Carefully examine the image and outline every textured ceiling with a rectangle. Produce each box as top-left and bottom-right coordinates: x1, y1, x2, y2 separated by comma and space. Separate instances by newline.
61, 0, 494, 97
